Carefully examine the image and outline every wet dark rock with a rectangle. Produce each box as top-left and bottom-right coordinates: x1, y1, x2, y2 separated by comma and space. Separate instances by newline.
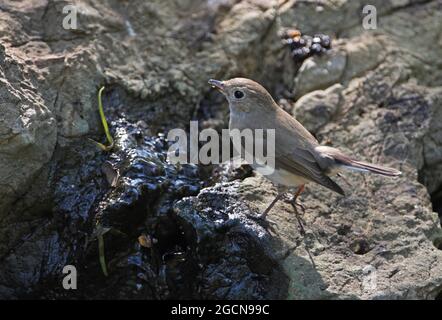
20, 116, 204, 299
0, 141, 106, 299
211, 162, 254, 184
175, 182, 289, 299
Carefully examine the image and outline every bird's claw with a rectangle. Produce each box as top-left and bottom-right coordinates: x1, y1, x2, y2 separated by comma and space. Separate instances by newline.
247, 211, 277, 230
288, 200, 306, 236
296, 202, 306, 216
283, 196, 305, 215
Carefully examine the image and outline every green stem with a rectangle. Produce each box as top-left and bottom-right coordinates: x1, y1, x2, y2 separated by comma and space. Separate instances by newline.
98, 233, 109, 277
90, 86, 114, 151
98, 87, 114, 147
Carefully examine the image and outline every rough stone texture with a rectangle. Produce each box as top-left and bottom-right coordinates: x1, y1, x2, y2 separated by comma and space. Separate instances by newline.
0, 45, 57, 214
0, 0, 441, 299
293, 35, 387, 98
276, 0, 442, 298
292, 84, 343, 134
293, 48, 347, 98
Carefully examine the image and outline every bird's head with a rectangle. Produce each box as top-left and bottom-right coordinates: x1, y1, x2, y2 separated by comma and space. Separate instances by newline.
208, 78, 276, 113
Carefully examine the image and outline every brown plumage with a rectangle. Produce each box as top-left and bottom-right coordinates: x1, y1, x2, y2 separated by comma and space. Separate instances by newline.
209, 77, 401, 197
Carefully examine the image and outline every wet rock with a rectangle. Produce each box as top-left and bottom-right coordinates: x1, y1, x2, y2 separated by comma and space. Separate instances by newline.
175, 181, 289, 299
70, 117, 205, 300
0, 139, 107, 298
4, 114, 205, 299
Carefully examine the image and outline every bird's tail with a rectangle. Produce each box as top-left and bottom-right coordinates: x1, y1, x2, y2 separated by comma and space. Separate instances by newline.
315, 146, 402, 177
340, 159, 401, 176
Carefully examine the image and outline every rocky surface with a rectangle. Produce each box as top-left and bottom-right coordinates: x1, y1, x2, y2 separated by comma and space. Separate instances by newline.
0, 0, 441, 299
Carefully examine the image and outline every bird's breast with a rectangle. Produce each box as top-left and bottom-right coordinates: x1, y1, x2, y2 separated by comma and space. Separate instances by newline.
252, 164, 308, 187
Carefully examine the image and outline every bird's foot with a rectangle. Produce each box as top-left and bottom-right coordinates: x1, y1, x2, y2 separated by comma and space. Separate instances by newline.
286, 196, 306, 236
252, 211, 267, 220
247, 211, 277, 231
246, 192, 284, 229
283, 194, 306, 216
295, 201, 306, 216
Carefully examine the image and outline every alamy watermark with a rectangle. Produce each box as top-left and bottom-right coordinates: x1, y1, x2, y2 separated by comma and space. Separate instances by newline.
362, 5, 377, 30
167, 121, 276, 175
62, 5, 78, 30
62, 265, 77, 290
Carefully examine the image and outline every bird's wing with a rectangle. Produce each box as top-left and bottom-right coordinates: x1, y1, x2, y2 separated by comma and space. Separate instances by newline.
273, 108, 345, 195
275, 146, 345, 195
233, 105, 344, 195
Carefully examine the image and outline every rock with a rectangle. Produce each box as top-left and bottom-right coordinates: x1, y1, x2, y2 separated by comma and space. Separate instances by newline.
174, 167, 442, 299
0, 45, 57, 214
416, 87, 442, 194
292, 84, 343, 134
176, 0, 442, 300
292, 34, 387, 99
293, 49, 347, 98
278, 0, 432, 37
175, 181, 289, 299
1, 0, 442, 300
341, 35, 387, 81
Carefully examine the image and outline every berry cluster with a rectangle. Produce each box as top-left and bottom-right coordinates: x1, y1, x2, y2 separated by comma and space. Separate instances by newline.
281, 29, 332, 62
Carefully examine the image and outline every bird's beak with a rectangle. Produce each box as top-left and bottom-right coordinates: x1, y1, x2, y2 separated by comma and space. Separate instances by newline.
208, 79, 225, 92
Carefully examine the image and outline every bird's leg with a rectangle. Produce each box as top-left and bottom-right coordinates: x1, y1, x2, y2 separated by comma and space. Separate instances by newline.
289, 184, 306, 235
293, 184, 304, 200
256, 192, 285, 220
293, 184, 305, 214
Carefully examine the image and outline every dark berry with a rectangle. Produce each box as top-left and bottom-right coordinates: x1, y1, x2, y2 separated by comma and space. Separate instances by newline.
292, 46, 311, 62
301, 46, 311, 56
292, 37, 304, 49
283, 38, 294, 46
311, 43, 323, 54
298, 37, 306, 46
291, 48, 305, 61
312, 36, 322, 44
285, 37, 305, 50
291, 48, 303, 56
320, 35, 331, 48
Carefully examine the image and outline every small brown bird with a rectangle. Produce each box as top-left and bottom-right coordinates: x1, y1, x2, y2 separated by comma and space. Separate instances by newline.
209, 78, 401, 221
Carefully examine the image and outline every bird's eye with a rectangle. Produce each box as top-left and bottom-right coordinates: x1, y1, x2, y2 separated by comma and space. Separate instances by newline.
234, 90, 244, 99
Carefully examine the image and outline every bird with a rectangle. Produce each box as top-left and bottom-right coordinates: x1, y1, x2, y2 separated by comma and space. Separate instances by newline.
208, 77, 401, 224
